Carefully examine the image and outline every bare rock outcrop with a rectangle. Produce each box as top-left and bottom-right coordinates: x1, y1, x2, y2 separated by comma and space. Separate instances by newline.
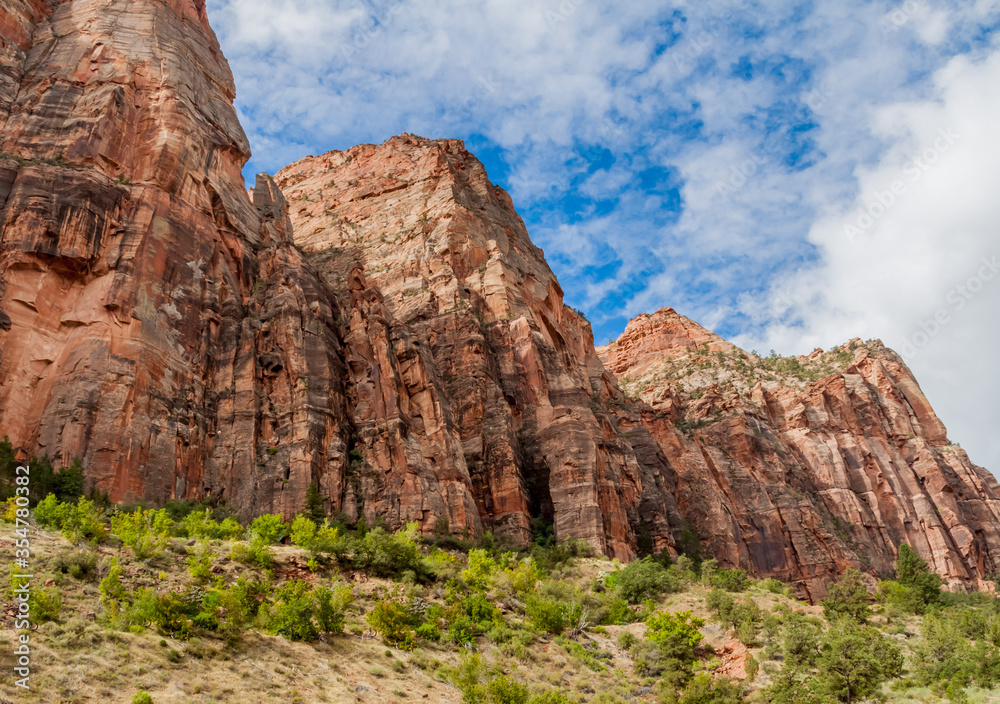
598, 308, 1000, 597
275, 137, 683, 556
0, 0, 350, 517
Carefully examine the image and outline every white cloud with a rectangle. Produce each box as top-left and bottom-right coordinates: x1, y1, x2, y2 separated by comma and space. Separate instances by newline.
738, 46, 1000, 472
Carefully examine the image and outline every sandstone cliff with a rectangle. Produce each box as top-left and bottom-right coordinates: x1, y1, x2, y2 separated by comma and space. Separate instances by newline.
274, 136, 685, 557
598, 308, 1000, 598
0, 0, 996, 596
0, 0, 352, 517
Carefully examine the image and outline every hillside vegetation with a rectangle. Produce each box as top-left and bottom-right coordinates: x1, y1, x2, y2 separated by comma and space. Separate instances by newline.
2, 451, 1000, 702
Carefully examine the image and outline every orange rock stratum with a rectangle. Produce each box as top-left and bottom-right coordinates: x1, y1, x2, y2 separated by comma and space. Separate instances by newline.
1, 0, 997, 598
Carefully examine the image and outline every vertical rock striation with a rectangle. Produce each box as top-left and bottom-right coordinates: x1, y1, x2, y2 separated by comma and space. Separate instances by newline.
275, 136, 682, 557
0, 1, 996, 594
598, 308, 1000, 597
0, 0, 350, 517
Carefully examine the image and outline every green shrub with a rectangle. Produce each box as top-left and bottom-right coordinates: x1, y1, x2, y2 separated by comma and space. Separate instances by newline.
315, 585, 352, 634
893, 543, 943, 610
180, 509, 243, 540
63, 497, 108, 543
644, 610, 704, 662
710, 568, 748, 592
267, 580, 318, 641
52, 549, 98, 580
186, 543, 216, 583
705, 589, 762, 644
760, 577, 789, 595
607, 557, 674, 604
527, 692, 570, 704
352, 524, 423, 578
782, 611, 822, 668
617, 631, 638, 650
674, 673, 744, 704
290, 514, 347, 558
463, 592, 502, 627
484, 675, 529, 704
822, 568, 872, 623
150, 590, 197, 640
449, 653, 530, 704
367, 600, 416, 650
99, 557, 128, 621
36, 495, 106, 542
447, 615, 480, 647
745, 653, 759, 681
131, 692, 154, 704
503, 557, 542, 597
34, 494, 69, 528
878, 579, 927, 615
668, 555, 698, 588
290, 515, 318, 549
463, 548, 503, 589
525, 594, 568, 635
110, 508, 173, 559
416, 622, 442, 642
597, 595, 635, 625
24, 582, 62, 623
230, 540, 273, 568
230, 575, 270, 621
817, 618, 904, 703
246, 513, 288, 544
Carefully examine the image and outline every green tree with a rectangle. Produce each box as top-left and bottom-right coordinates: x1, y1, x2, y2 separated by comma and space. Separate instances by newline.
367, 600, 416, 650
782, 611, 823, 668
822, 569, 873, 624
608, 556, 675, 604
644, 610, 705, 662
672, 674, 744, 704
111, 508, 173, 559
304, 481, 326, 522
818, 618, 904, 704
765, 668, 826, 704
895, 543, 942, 608
246, 513, 288, 544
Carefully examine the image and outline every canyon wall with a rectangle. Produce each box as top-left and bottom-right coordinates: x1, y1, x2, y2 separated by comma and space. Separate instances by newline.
1, 0, 997, 595
0, 0, 352, 518
274, 136, 685, 557
598, 309, 1000, 597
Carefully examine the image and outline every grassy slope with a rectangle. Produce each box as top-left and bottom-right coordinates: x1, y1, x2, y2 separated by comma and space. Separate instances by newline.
2, 526, 1000, 704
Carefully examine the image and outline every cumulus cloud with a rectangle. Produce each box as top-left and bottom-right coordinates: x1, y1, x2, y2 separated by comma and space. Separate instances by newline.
205, 0, 1000, 471
738, 45, 1000, 473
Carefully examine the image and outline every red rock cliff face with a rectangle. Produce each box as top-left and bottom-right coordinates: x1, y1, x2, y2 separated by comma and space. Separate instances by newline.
0, 0, 352, 517
274, 137, 686, 557
598, 308, 1000, 597
1, 2, 996, 593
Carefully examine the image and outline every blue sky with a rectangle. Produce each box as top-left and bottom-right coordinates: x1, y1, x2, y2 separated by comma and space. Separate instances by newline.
206, 0, 1000, 473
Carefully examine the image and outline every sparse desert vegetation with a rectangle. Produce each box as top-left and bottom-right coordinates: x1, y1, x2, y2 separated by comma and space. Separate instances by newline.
3, 465, 1000, 703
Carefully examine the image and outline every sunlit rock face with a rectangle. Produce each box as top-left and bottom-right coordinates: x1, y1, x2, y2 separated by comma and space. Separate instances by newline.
598, 307, 1000, 598
0, 0, 352, 518
2, 0, 997, 595
275, 136, 681, 557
